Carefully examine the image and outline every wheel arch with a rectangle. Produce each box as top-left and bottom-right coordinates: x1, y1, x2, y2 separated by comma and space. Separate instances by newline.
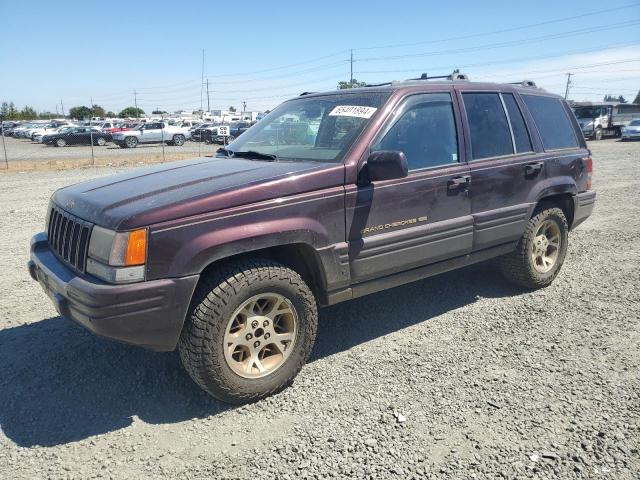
534, 192, 575, 229
198, 242, 329, 305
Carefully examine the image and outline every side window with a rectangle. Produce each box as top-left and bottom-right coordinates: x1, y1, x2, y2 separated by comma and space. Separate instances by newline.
502, 93, 533, 153
521, 95, 578, 150
373, 93, 458, 170
462, 92, 513, 159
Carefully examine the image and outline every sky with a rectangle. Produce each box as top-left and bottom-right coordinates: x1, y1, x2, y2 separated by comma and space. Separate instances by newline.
1, 0, 639, 114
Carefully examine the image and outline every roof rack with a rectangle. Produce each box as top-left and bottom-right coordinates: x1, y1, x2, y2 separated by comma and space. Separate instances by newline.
299, 91, 315, 96
364, 71, 469, 88
510, 80, 537, 88
407, 72, 469, 81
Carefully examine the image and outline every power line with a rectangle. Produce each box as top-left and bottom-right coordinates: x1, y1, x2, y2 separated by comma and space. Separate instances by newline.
354, 3, 640, 51
357, 20, 640, 63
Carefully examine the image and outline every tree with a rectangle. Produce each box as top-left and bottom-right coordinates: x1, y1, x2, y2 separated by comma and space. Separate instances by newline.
118, 106, 145, 118
92, 104, 106, 117
106, 111, 116, 118
69, 105, 92, 119
633, 90, 640, 104
617, 95, 627, 104
338, 79, 367, 89
152, 110, 167, 115
19, 106, 37, 120
228, 106, 236, 112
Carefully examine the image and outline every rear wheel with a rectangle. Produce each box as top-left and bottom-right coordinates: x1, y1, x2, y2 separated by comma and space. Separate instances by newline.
124, 136, 138, 148
500, 207, 568, 289
179, 258, 318, 404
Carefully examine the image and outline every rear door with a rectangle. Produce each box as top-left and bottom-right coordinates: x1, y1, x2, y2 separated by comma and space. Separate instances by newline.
459, 90, 541, 250
345, 91, 473, 284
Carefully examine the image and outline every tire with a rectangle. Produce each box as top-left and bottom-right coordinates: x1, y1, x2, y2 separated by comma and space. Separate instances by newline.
499, 207, 568, 289
226, 135, 235, 144
593, 128, 603, 141
55, 138, 66, 147
96, 137, 106, 146
172, 134, 185, 146
124, 136, 138, 148
179, 258, 318, 404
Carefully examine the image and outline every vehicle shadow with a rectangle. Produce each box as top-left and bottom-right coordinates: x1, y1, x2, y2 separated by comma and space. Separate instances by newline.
0, 262, 522, 447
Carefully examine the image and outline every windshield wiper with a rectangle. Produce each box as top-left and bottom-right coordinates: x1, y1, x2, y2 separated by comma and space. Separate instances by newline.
216, 148, 277, 161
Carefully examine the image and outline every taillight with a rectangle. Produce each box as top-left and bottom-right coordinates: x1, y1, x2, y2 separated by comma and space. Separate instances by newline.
585, 156, 593, 190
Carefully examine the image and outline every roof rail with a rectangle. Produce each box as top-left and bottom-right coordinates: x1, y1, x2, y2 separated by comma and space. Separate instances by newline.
407, 72, 469, 81
299, 91, 315, 96
510, 80, 537, 88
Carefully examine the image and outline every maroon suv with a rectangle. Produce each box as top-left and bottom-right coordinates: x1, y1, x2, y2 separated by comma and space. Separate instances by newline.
29, 75, 595, 404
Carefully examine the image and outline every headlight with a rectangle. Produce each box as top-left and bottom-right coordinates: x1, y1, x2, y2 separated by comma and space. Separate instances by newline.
86, 226, 147, 283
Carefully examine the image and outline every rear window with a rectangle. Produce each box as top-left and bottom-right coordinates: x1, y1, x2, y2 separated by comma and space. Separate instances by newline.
462, 93, 513, 159
522, 95, 578, 150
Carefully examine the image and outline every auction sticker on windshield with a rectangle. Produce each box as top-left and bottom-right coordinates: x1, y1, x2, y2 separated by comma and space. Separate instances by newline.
329, 105, 378, 119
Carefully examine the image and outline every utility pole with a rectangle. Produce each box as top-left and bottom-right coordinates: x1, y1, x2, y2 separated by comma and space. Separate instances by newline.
242, 101, 247, 112
206, 78, 210, 113
133, 89, 139, 118
89, 96, 95, 166
60, 99, 65, 117
564, 73, 573, 100
350, 49, 354, 86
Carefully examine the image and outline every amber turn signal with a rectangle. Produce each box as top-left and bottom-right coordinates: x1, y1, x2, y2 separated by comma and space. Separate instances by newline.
125, 229, 147, 266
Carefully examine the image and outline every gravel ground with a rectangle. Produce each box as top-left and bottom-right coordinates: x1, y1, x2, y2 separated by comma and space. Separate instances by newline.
0, 136, 217, 170
0, 139, 638, 479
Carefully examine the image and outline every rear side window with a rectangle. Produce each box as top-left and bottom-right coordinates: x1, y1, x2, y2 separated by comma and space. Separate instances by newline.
462, 93, 513, 159
522, 95, 578, 150
502, 93, 532, 153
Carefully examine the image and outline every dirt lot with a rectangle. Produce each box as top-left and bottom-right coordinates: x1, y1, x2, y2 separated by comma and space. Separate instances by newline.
0, 140, 638, 479
0, 136, 218, 171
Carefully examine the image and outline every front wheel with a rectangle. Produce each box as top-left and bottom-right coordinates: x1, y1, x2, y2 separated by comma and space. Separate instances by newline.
593, 128, 603, 141
124, 136, 138, 148
172, 134, 185, 146
96, 137, 106, 146
179, 259, 318, 404
55, 138, 66, 147
500, 207, 568, 289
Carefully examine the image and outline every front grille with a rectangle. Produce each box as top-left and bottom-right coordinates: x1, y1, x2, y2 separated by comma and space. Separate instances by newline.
47, 205, 93, 273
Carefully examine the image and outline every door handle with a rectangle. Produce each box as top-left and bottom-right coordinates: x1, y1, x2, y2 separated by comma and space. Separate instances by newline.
525, 161, 544, 177
447, 175, 470, 190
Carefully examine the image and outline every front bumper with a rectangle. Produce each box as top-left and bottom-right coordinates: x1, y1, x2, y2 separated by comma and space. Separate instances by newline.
29, 233, 199, 351
571, 190, 596, 230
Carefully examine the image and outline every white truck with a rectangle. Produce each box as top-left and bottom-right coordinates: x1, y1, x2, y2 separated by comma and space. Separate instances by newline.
112, 121, 191, 148
572, 102, 640, 140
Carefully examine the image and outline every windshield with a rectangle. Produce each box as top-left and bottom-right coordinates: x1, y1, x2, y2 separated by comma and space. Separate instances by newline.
225, 91, 390, 162
574, 106, 606, 118
629, 119, 640, 126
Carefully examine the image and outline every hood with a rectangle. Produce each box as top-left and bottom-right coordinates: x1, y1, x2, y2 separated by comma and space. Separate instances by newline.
51, 156, 343, 230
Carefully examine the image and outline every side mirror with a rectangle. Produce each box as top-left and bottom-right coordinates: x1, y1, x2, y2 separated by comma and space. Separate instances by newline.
360, 151, 408, 184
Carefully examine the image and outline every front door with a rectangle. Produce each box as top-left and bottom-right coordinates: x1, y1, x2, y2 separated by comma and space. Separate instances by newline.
345, 92, 473, 284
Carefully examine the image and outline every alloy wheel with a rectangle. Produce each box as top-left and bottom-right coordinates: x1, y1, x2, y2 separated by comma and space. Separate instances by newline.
223, 293, 297, 379
531, 219, 561, 273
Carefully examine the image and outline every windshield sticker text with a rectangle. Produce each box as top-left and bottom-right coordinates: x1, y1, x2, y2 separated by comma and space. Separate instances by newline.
329, 105, 378, 119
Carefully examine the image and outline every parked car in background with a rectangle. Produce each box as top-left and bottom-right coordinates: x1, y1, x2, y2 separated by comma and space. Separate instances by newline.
572, 102, 640, 140
190, 123, 217, 143
30, 122, 71, 140
104, 122, 139, 134
112, 122, 191, 148
34, 126, 76, 143
228, 121, 252, 141
43, 126, 112, 147
621, 119, 640, 141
